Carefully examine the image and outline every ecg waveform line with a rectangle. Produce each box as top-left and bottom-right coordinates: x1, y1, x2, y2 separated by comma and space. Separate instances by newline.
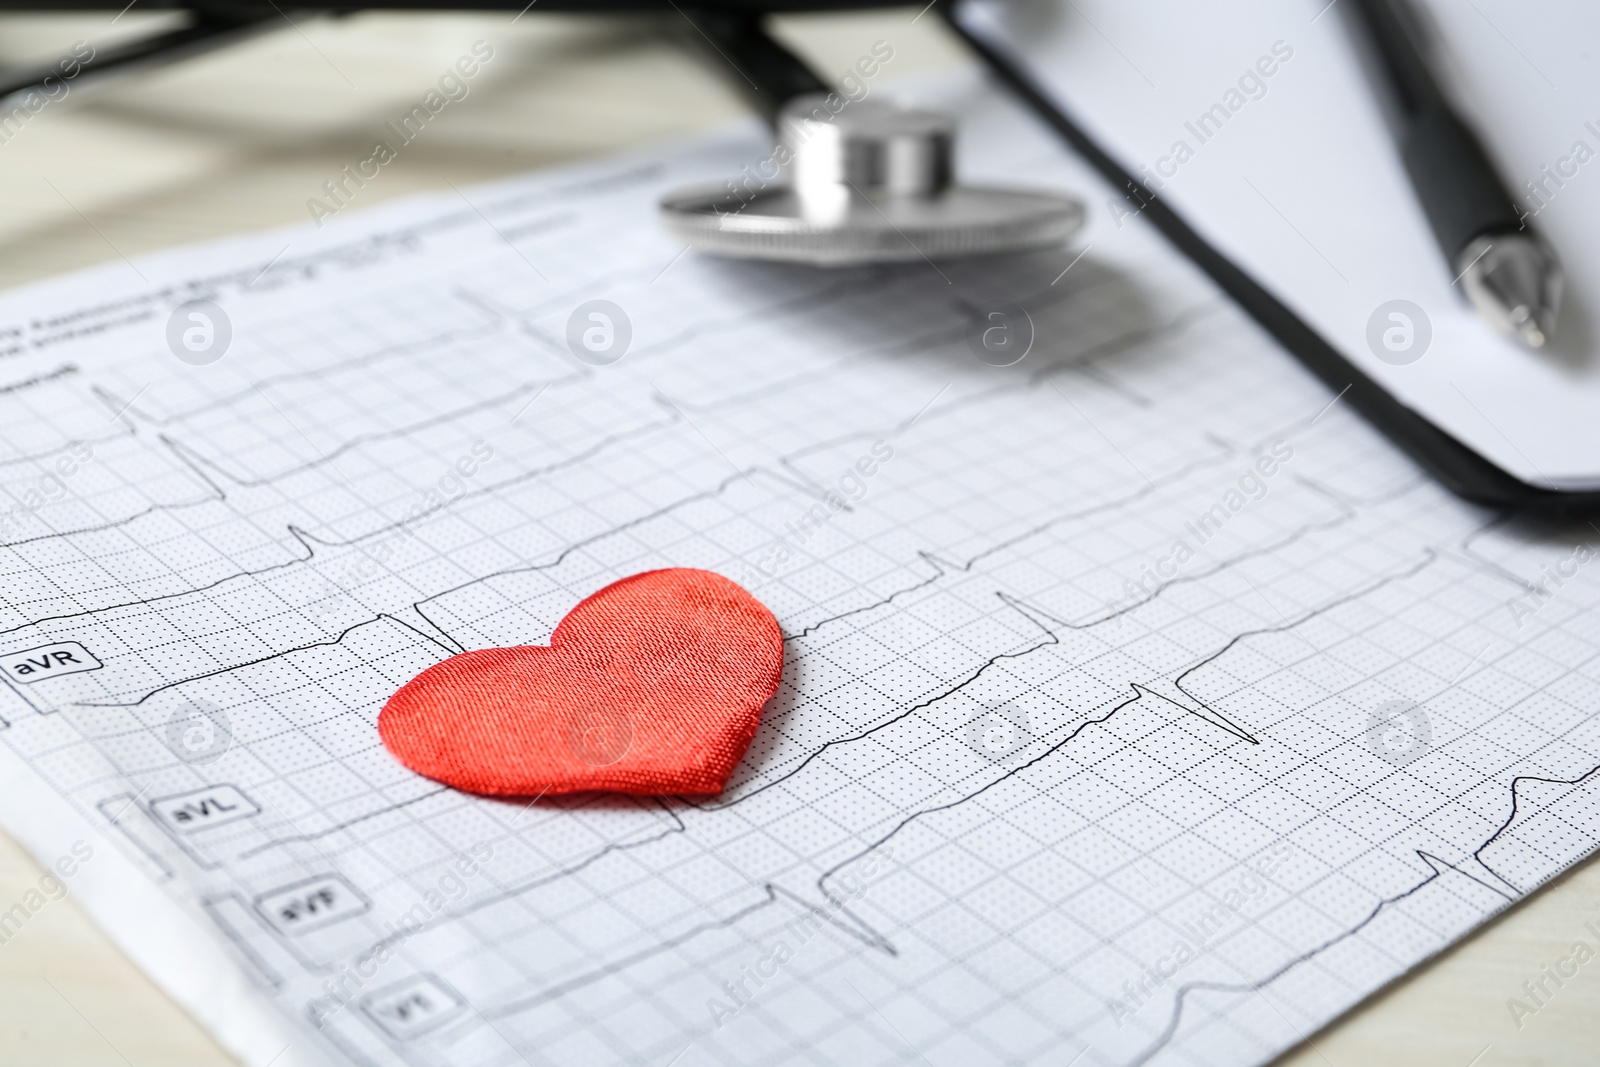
31, 364, 1203, 705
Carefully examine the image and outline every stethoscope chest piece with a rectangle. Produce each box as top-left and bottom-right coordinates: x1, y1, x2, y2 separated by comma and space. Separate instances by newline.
660, 94, 1084, 267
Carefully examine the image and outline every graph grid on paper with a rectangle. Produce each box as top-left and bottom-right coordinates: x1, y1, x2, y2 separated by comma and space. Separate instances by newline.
0, 85, 1598, 1067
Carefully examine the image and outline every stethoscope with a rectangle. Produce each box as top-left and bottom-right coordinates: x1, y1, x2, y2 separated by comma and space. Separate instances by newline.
652, 3, 1085, 265
0, 0, 1082, 268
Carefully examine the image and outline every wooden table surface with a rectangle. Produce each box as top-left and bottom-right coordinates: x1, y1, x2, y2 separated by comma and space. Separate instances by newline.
0, 7, 1594, 1065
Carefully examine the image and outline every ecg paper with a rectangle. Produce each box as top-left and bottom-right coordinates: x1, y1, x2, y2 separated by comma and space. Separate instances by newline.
0, 66, 1598, 1067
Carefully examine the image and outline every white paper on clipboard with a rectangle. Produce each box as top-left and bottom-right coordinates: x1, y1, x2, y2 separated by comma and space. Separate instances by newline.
957, 0, 1600, 490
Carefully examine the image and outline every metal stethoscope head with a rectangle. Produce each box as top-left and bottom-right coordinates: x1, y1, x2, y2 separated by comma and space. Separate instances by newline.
660, 93, 1085, 266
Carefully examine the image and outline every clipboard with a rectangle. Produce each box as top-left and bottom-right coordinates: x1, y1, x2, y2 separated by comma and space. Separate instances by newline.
945, 0, 1600, 514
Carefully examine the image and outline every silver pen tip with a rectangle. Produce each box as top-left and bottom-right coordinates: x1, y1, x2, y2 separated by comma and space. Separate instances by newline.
1507, 307, 1547, 349
1456, 233, 1562, 350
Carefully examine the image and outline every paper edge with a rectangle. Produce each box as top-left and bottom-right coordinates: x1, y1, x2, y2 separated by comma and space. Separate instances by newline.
0, 739, 337, 1067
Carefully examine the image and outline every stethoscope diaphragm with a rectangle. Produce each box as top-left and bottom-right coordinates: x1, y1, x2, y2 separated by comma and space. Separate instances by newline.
660, 94, 1084, 267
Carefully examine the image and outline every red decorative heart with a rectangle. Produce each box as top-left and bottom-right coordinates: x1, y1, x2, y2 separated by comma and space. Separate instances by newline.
378, 568, 783, 796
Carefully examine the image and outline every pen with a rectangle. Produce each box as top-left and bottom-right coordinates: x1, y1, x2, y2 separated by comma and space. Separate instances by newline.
1347, 0, 1562, 349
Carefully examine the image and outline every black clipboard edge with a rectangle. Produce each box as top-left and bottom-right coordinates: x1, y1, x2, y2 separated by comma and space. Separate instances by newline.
944, 1, 1600, 517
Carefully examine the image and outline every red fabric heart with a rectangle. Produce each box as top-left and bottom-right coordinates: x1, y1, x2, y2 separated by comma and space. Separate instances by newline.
378, 568, 782, 796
